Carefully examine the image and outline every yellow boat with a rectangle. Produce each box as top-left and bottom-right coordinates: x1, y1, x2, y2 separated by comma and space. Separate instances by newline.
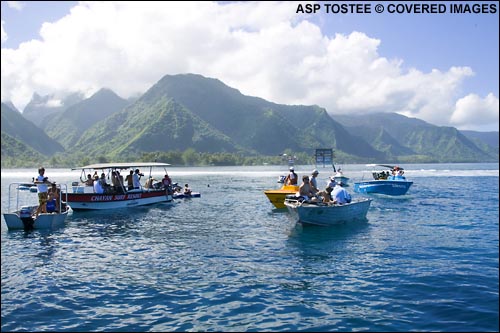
264, 184, 299, 209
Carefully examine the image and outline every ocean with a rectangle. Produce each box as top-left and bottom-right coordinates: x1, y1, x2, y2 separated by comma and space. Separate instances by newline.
1, 163, 499, 332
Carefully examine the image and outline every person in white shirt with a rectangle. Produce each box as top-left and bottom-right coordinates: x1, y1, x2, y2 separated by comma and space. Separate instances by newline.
133, 169, 143, 189
93, 176, 104, 194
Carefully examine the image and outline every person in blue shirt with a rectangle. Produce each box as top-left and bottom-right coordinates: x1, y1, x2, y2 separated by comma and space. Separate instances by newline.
331, 182, 352, 204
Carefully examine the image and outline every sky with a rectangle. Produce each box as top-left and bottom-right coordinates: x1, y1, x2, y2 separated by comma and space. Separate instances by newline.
1, 1, 499, 132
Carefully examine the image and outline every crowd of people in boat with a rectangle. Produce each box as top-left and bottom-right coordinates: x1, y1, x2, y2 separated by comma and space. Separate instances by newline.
79, 168, 195, 197
372, 166, 406, 180
284, 166, 352, 205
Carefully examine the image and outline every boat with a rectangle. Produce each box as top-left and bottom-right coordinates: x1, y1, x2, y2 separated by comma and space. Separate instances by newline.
173, 192, 201, 199
64, 162, 174, 210
3, 182, 71, 231
264, 184, 299, 209
284, 196, 372, 226
331, 168, 350, 186
353, 164, 413, 196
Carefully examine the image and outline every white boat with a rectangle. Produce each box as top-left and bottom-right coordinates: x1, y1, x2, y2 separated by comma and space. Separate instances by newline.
64, 162, 174, 210
284, 197, 372, 226
3, 182, 71, 231
332, 169, 350, 186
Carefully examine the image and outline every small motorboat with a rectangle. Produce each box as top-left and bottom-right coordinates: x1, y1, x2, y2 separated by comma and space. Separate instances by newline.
3, 182, 72, 231
264, 184, 299, 209
353, 164, 412, 196
284, 196, 372, 226
173, 192, 201, 199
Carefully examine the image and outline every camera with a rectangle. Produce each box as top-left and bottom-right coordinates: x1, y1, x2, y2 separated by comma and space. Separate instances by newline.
43, 177, 48, 182
139, 173, 144, 177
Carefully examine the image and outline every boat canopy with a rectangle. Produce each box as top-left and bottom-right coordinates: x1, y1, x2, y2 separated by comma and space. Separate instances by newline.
376, 164, 404, 170
72, 162, 171, 171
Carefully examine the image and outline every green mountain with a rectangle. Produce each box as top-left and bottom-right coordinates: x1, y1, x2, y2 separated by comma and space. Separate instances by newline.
1, 102, 64, 156
1, 132, 46, 168
44, 88, 129, 149
461, 130, 499, 148
334, 113, 498, 162
73, 96, 244, 159
142, 73, 382, 158
3, 73, 497, 165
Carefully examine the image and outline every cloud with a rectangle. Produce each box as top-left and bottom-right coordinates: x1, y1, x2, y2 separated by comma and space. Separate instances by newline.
1, 1, 498, 132
450, 93, 499, 131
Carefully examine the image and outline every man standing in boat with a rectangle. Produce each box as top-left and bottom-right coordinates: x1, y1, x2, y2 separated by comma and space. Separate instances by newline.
133, 169, 144, 189
34, 167, 50, 216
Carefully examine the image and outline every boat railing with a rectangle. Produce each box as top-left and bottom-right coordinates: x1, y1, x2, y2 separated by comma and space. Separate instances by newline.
7, 182, 68, 214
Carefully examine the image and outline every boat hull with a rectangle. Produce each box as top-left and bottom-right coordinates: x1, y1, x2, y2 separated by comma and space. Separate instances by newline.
353, 180, 412, 196
264, 185, 299, 209
3, 207, 69, 230
173, 192, 201, 199
285, 198, 372, 226
64, 190, 173, 210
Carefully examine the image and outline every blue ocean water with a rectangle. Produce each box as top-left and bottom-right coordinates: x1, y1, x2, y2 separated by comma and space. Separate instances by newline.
1, 163, 499, 332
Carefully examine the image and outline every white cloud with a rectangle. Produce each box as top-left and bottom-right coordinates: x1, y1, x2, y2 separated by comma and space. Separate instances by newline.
1, 1, 498, 132
450, 93, 499, 131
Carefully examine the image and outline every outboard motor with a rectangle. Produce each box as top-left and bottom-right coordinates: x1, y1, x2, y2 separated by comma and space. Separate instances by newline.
19, 206, 35, 231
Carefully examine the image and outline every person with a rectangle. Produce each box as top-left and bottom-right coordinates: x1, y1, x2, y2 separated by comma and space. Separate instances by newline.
47, 182, 62, 212
125, 170, 134, 190
162, 174, 172, 188
111, 171, 125, 193
326, 176, 336, 189
284, 167, 298, 185
144, 176, 155, 189
99, 173, 108, 186
111, 171, 120, 187
317, 186, 334, 204
93, 175, 104, 194
184, 184, 192, 196
298, 175, 317, 201
133, 169, 143, 189
331, 182, 352, 204
83, 174, 94, 186
34, 167, 50, 216
310, 169, 320, 193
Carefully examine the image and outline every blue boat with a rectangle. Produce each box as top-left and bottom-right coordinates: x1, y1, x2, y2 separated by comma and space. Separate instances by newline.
353, 164, 413, 196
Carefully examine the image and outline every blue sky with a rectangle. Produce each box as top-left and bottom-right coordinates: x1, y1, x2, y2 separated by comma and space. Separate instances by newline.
1, 1, 498, 131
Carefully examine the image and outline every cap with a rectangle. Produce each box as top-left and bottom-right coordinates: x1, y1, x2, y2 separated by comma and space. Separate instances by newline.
312, 169, 319, 175
289, 167, 294, 171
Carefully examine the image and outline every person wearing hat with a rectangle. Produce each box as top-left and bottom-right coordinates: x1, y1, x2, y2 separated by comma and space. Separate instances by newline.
326, 176, 337, 189
284, 166, 298, 185
310, 169, 320, 193
331, 181, 352, 204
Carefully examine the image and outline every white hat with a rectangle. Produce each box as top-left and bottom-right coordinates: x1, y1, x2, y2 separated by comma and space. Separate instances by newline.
289, 167, 294, 171
312, 169, 319, 174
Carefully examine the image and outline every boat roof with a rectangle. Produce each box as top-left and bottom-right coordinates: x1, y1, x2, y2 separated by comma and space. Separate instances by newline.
377, 164, 404, 170
72, 162, 171, 170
